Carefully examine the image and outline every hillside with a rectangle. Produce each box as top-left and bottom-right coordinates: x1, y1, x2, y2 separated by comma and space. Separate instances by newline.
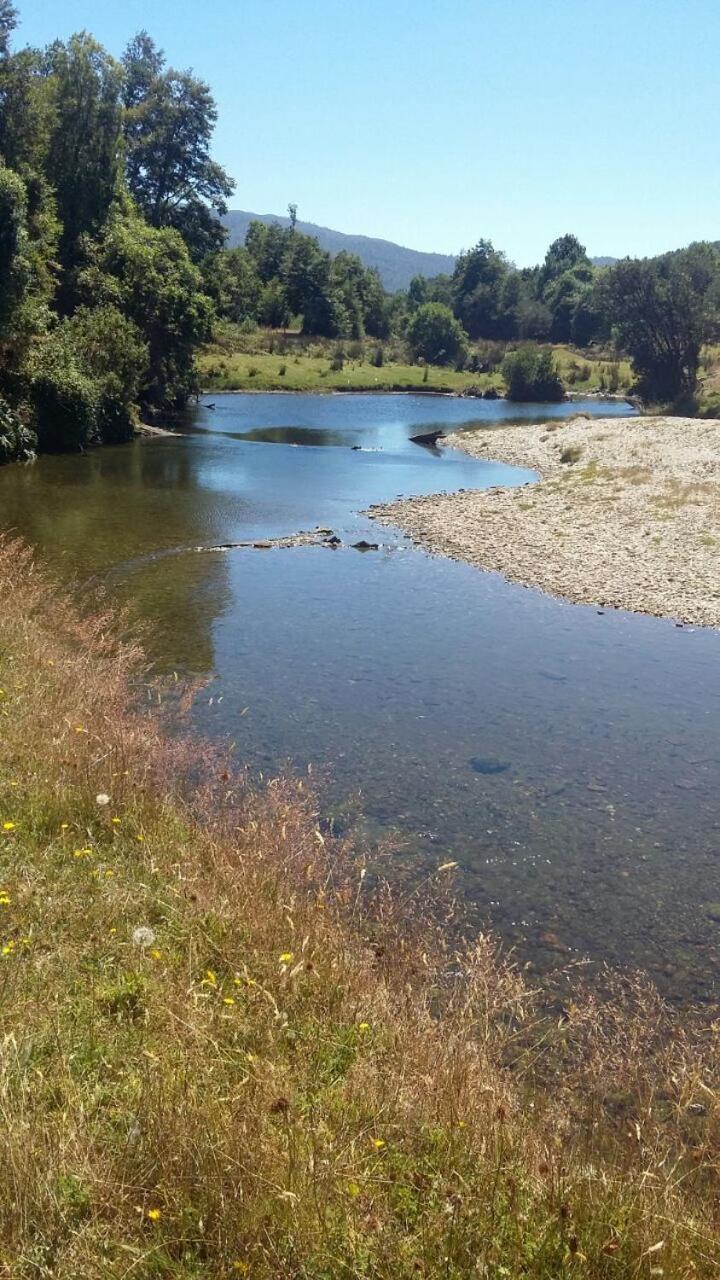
222, 210, 456, 291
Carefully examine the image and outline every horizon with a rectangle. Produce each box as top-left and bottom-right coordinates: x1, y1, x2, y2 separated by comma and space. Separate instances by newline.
15, 0, 720, 267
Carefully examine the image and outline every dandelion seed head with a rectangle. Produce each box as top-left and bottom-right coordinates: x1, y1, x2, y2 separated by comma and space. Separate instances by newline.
95, 793, 110, 807
132, 925, 156, 948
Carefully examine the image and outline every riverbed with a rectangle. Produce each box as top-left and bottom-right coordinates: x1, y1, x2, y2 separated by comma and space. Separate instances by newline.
2, 393, 719, 1000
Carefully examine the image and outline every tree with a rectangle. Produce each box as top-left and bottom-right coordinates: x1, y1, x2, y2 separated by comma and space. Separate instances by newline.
538, 234, 590, 294
502, 346, 564, 401
0, 0, 18, 58
605, 244, 720, 402
452, 240, 514, 339
202, 246, 261, 325
78, 208, 213, 408
407, 302, 467, 365
44, 34, 124, 303
122, 33, 234, 260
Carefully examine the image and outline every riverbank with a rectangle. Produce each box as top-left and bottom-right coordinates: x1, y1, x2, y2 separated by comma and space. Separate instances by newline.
2, 536, 719, 1275
369, 415, 720, 628
197, 332, 634, 397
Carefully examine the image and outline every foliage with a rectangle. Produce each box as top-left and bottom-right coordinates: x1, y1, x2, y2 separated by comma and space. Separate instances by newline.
0, 10, 224, 457
406, 301, 467, 364
605, 244, 720, 403
0, 390, 35, 460
122, 32, 234, 260
25, 323, 100, 451
451, 238, 516, 339
79, 210, 212, 409
502, 345, 564, 401
65, 303, 148, 441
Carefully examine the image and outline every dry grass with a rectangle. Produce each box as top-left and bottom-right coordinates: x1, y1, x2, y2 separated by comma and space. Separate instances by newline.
1, 537, 720, 1277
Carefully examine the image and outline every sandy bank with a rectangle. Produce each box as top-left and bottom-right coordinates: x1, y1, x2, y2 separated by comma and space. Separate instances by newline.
367, 415, 720, 628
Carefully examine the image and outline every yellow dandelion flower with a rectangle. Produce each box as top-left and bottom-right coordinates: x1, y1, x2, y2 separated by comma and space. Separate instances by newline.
146, 1207, 161, 1221
371, 1138, 385, 1149
2, 822, 16, 832
109, 927, 117, 935
104, 869, 114, 878
150, 948, 162, 960
357, 1022, 370, 1032
74, 725, 86, 734
136, 834, 145, 842
233, 1264, 250, 1275
2, 941, 15, 956
203, 969, 217, 985
347, 1182, 361, 1197
0, 892, 11, 906
111, 816, 121, 825
233, 975, 242, 986
223, 996, 235, 1006
60, 822, 69, 830
278, 951, 294, 965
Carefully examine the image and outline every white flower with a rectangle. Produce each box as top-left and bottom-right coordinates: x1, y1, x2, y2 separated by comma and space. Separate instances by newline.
96, 793, 111, 807
132, 926, 156, 948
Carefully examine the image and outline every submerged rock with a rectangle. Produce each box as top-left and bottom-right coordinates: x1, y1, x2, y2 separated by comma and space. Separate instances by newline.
470, 756, 511, 776
352, 540, 379, 551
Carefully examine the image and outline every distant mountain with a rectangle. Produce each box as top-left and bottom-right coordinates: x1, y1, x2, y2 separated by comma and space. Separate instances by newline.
222, 210, 456, 292
591, 256, 618, 267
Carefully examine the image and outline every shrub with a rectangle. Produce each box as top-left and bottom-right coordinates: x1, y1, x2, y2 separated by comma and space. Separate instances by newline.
371, 345, 384, 367
502, 346, 564, 402
0, 396, 37, 463
407, 303, 467, 366
278, 363, 286, 377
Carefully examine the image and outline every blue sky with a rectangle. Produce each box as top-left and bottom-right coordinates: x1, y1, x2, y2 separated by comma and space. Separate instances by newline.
16, 0, 720, 266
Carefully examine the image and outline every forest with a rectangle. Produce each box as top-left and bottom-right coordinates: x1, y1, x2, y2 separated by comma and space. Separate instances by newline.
2, 0, 720, 463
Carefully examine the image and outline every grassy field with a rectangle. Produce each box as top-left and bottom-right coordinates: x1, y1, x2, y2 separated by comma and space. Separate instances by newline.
197, 328, 634, 398
2, 536, 720, 1276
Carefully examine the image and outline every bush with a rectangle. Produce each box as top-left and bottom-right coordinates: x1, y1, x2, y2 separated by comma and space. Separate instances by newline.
407, 303, 467, 366
371, 345, 384, 367
0, 396, 37, 463
502, 346, 564, 402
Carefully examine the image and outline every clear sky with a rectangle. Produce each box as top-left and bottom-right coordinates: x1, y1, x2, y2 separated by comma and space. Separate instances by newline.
15, 0, 720, 266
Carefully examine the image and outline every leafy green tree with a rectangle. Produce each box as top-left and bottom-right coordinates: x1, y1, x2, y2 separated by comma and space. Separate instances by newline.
538, 234, 590, 294
79, 209, 213, 408
544, 263, 595, 342
407, 302, 467, 365
0, 162, 57, 370
65, 304, 148, 441
26, 321, 100, 451
202, 246, 261, 325
122, 33, 234, 260
43, 34, 124, 304
258, 279, 290, 329
452, 240, 515, 339
605, 244, 720, 402
0, 0, 17, 58
502, 346, 564, 401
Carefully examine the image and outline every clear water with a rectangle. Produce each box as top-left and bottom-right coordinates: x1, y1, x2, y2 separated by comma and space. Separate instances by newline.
2, 393, 719, 1001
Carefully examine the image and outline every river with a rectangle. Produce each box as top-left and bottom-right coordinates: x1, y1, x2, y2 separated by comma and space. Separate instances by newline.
2, 392, 719, 1000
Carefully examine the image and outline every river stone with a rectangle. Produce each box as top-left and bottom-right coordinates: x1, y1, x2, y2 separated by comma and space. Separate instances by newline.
470, 756, 511, 776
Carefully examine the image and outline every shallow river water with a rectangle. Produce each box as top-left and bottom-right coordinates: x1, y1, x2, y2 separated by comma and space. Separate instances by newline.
2, 393, 719, 1001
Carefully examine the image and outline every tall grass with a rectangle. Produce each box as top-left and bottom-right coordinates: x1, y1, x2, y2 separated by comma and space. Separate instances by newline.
0, 536, 719, 1277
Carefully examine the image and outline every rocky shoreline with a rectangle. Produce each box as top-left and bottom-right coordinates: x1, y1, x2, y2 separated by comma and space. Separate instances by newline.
367, 415, 720, 629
